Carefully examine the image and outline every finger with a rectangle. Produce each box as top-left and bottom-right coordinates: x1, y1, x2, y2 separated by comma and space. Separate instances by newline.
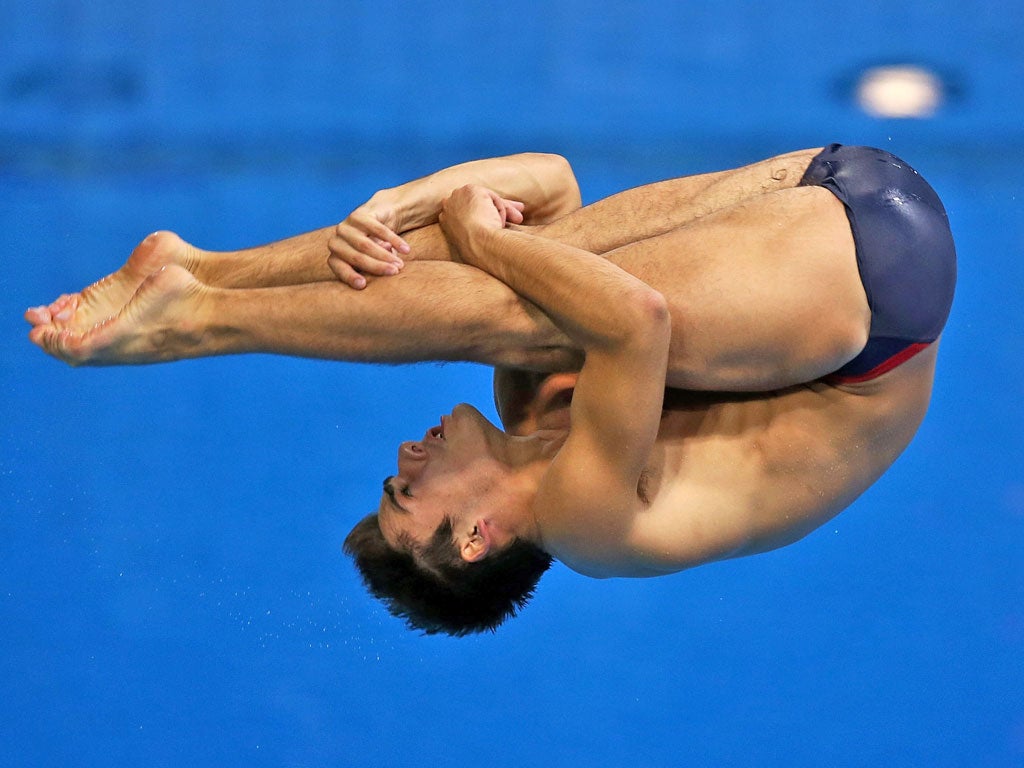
487, 190, 508, 227
348, 215, 410, 256
331, 239, 404, 275
327, 256, 368, 290
345, 228, 406, 265
330, 235, 404, 271
387, 232, 411, 255
505, 202, 525, 225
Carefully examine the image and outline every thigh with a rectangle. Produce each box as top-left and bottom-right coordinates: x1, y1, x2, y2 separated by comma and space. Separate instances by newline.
534, 147, 823, 255
605, 185, 871, 391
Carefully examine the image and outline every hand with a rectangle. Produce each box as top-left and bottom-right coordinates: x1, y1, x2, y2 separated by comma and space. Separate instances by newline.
438, 185, 525, 263
328, 199, 411, 289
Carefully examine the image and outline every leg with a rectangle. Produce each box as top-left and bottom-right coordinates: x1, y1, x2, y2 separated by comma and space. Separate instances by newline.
23, 151, 578, 333
28, 260, 576, 370
183, 141, 817, 291
25, 148, 815, 336
179, 147, 812, 287
192, 226, 339, 287
24, 226, 341, 335
32, 184, 867, 394
491, 147, 824, 409
529, 147, 822, 255
28, 148, 865, 391
605, 184, 869, 390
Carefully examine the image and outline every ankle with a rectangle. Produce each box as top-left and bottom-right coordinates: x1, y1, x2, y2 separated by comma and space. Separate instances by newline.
186, 246, 226, 286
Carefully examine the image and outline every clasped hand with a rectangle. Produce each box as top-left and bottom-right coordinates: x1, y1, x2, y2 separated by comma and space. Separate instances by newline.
327, 197, 411, 289
327, 186, 524, 289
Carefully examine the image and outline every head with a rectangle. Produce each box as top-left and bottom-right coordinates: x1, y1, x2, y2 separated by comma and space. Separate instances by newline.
344, 512, 552, 635
344, 403, 553, 636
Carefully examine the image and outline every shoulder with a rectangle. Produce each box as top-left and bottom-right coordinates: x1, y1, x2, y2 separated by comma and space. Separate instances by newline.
533, 451, 654, 578
537, 453, 759, 578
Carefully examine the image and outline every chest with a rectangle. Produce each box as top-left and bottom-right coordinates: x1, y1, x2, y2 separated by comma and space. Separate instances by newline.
648, 392, 880, 520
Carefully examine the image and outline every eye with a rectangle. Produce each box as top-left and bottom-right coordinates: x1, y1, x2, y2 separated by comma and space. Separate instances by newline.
383, 477, 409, 506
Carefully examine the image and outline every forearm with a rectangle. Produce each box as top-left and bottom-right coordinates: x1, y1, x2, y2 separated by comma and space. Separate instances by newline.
199, 261, 581, 369
463, 225, 664, 350
383, 153, 581, 234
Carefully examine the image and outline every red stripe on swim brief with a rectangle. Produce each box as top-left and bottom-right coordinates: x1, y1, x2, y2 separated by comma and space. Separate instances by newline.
825, 342, 932, 385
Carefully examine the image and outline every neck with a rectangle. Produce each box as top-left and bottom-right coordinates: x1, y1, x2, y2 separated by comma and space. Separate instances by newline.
502, 428, 567, 465
484, 433, 561, 547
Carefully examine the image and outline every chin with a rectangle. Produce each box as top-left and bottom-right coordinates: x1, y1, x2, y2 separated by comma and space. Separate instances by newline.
453, 403, 505, 439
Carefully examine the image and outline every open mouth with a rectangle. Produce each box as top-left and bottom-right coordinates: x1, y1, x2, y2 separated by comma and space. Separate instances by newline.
429, 420, 446, 440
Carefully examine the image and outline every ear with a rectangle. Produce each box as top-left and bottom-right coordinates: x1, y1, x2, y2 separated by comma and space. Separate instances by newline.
533, 373, 577, 429
494, 371, 578, 436
460, 520, 493, 563
535, 372, 579, 406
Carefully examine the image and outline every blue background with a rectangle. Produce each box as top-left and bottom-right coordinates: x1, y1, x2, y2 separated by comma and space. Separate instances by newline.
2, 2, 1022, 766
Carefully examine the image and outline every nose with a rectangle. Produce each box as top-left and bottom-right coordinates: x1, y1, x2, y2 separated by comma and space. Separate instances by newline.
397, 440, 427, 477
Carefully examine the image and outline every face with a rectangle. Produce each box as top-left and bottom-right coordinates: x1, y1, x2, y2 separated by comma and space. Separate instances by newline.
377, 403, 504, 551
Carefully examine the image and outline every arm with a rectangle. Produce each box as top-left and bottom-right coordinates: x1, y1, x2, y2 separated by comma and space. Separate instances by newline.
328, 153, 582, 288
440, 186, 670, 573
376, 152, 581, 231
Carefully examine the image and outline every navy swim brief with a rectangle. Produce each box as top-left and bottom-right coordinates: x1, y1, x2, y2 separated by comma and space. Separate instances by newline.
799, 144, 957, 383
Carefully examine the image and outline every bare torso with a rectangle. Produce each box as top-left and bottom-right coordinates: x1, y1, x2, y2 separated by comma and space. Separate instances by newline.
506, 344, 937, 578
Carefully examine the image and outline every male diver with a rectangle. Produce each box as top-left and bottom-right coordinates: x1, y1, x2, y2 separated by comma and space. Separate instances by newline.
26, 145, 955, 635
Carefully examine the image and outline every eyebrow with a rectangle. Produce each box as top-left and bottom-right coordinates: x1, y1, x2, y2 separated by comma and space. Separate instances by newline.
382, 476, 410, 514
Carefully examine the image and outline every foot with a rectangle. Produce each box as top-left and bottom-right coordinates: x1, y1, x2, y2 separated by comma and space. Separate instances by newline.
27, 264, 210, 365
25, 230, 196, 335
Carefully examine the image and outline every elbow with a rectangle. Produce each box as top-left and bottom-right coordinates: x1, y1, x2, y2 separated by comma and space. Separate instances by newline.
521, 152, 573, 175
615, 287, 671, 346
647, 291, 673, 350
637, 287, 671, 335
641, 288, 671, 324
520, 153, 582, 217
541, 152, 576, 183
548, 154, 583, 211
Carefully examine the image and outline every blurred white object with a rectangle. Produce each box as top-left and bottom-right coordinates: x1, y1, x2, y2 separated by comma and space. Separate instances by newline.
856, 65, 944, 118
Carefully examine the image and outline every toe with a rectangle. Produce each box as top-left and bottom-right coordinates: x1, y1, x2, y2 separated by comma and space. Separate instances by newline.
25, 306, 52, 325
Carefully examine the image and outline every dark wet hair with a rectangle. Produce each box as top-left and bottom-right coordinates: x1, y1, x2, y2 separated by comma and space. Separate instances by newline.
343, 513, 552, 636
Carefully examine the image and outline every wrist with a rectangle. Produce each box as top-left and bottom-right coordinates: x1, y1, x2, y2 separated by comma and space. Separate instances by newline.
375, 177, 443, 233
459, 222, 504, 269
368, 188, 407, 232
